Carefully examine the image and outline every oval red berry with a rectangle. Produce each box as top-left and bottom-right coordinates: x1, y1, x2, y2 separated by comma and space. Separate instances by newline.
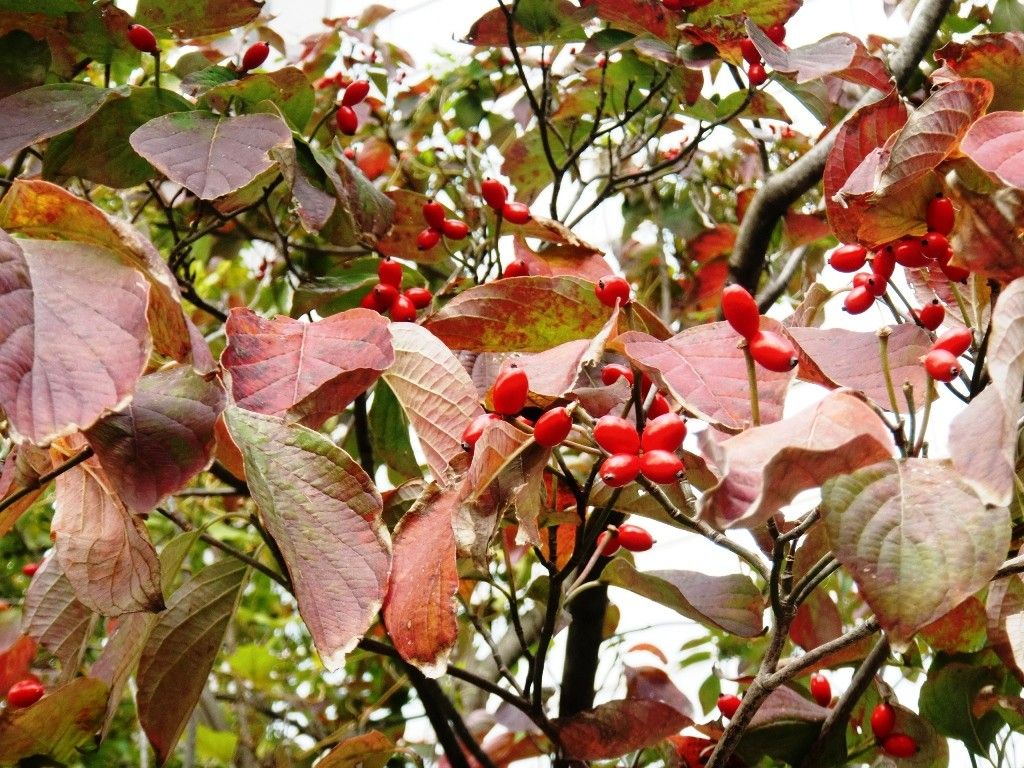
593, 415, 641, 455
881, 733, 918, 758
809, 673, 831, 707
442, 219, 469, 240
616, 523, 654, 551
389, 293, 417, 323
924, 348, 960, 382
491, 366, 529, 415
640, 449, 685, 484
6, 677, 44, 709
336, 105, 358, 135
416, 227, 441, 251
601, 364, 634, 387
722, 284, 760, 339
127, 24, 158, 54
595, 275, 631, 307
533, 407, 572, 448
870, 702, 896, 741
481, 178, 508, 211
599, 453, 641, 487
932, 327, 972, 357
422, 200, 446, 230
828, 244, 868, 273
926, 195, 955, 235
403, 286, 432, 309
461, 413, 501, 451
241, 41, 270, 71
718, 694, 742, 719
748, 331, 798, 372
378, 258, 403, 287
342, 79, 371, 107
641, 413, 686, 453
502, 201, 532, 224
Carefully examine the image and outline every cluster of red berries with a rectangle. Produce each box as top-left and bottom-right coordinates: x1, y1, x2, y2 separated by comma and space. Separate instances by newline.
832, 194, 962, 316
417, 200, 470, 251
595, 411, 687, 487
661, 0, 712, 10
740, 24, 786, 87
922, 326, 972, 383
360, 258, 432, 322
336, 80, 370, 136
597, 523, 655, 554
870, 702, 919, 758
721, 285, 799, 372
594, 275, 632, 308
481, 179, 532, 225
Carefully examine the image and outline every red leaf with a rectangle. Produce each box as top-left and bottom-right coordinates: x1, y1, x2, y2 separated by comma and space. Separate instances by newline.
463, 1, 586, 46
920, 596, 987, 654
934, 32, 1024, 112
578, 0, 679, 43
222, 307, 393, 428
382, 484, 459, 676
555, 699, 691, 760
948, 185, 1024, 282
962, 110, 1024, 190
512, 235, 612, 282
789, 590, 843, 652
624, 666, 694, 718
0, 612, 36, 697
681, 0, 801, 61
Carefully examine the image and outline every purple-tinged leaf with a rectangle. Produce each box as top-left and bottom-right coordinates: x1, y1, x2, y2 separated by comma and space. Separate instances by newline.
987, 573, 1024, 684
987, 276, 1024, 413
129, 111, 292, 200
0, 677, 108, 765
135, 0, 262, 38
961, 111, 1024, 190
224, 407, 391, 670
85, 366, 225, 513
0, 83, 116, 160
555, 699, 691, 760
21, 553, 94, 678
822, 458, 1010, 648
0, 232, 151, 445
948, 385, 1016, 508
624, 666, 694, 718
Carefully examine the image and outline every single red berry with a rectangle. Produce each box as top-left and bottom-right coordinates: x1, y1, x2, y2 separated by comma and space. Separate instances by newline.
597, 529, 620, 556
343, 146, 357, 160
881, 734, 918, 758
640, 449, 685, 484
616, 523, 655, 551
461, 413, 501, 451
371, 282, 399, 310
595, 275, 631, 307
809, 673, 832, 707
21, 562, 38, 578
601, 363, 634, 387
748, 331, 798, 372
648, 392, 670, 418
872, 246, 896, 283
766, 23, 786, 44
422, 200, 446, 230
924, 348, 961, 382
342, 79, 371, 107
722, 284, 760, 339
241, 41, 270, 71
927, 194, 955, 235
747, 63, 767, 86
378, 258, 403, 288
502, 201, 532, 225
481, 178, 508, 211
893, 238, 929, 268
740, 38, 761, 66
593, 415, 641, 455
6, 678, 44, 709
417, 227, 441, 251
941, 260, 970, 283
921, 232, 949, 261
599, 454, 641, 487
403, 286, 432, 309
851, 273, 885, 297
641, 413, 687, 453
917, 300, 944, 331
870, 702, 896, 741
662, 0, 685, 9
844, 284, 875, 315
533, 407, 573, 448
389, 293, 417, 322
933, 327, 972, 357
718, 694, 742, 719
491, 365, 529, 415
502, 259, 530, 278
442, 219, 469, 240
127, 23, 158, 54
336, 105, 358, 135
828, 244, 868, 273
360, 291, 380, 311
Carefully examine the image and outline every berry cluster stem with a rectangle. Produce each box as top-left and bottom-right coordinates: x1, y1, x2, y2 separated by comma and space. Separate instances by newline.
742, 340, 761, 426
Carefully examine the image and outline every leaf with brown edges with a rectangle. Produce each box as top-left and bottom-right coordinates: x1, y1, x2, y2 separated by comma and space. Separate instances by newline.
555, 699, 692, 760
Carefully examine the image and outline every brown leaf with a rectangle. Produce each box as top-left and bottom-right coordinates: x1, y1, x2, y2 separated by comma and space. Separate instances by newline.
0, 443, 51, 536
920, 596, 987, 654
222, 307, 393, 428
987, 276, 1024, 420
21, 553, 94, 677
316, 731, 400, 768
555, 699, 691, 760
701, 392, 894, 528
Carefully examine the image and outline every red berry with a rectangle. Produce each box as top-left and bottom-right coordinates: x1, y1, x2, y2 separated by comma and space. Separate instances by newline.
127, 24, 158, 54
921, 232, 949, 261
241, 41, 269, 71
718, 694, 742, 719
601, 364, 634, 387
593, 415, 641, 455
371, 282, 399, 309
21, 562, 38, 578
809, 673, 832, 707
342, 79, 371, 107
491, 365, 529, 415
442, 219, 469, 240
916, 300, 944, 331
640, 449, 685, 484
533, 407, 572, 447
481, 178, 508, 211
828, 244, 868, 273
360, 291, 379, 311
597, 529, 620, 555
422, 200, 446, 230
417, 227, 441, 251
933, 327, 972, 357
595, 275, 631, 307
616, 523, 654, 551
403, 286, 432, 309
748, 331, 798, 372
927, 194, 955, 235
389, 293, 417, 322
647, 392, 670, 418
722, 284, 760, 339
6, 678, 44, 708
893, 238, 929, 268
843, 284, 875, 315
600, 454, 641, 487
662, 0, 685, 9
461, 413, 501, 451
872, 246, 896, 283
502, 201, 532, 224
870, 702, 896, 741
336, 105, 358, 135
502, 259, 529, 278
881, 734, 918, 758
940, 260, 970, 283
378, 258, 403, 287
924, 348, 961, 382
747, 63, 767, 86
641, 413, 686, 453
766, 23, 786, 44
740, 38, 761, 65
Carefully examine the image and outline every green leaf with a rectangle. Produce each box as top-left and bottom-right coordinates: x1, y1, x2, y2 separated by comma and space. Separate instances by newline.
370, 380, 421, 479
0, 30, 50, 99
195, 725, 239, 764
203, 67, 315, 133
919, 653, 1006, 755
227, 644, 278, 687
0, 0, 85, 13
180, 64, 238, 98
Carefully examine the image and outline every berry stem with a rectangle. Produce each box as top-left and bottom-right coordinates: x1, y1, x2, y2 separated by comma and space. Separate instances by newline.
877, 327, 902, 417
948, 282, 973, 327
153, 49, 161, 91
741, 339, 761, 427
913, 377, 936, 456
902, 382, 917, 450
